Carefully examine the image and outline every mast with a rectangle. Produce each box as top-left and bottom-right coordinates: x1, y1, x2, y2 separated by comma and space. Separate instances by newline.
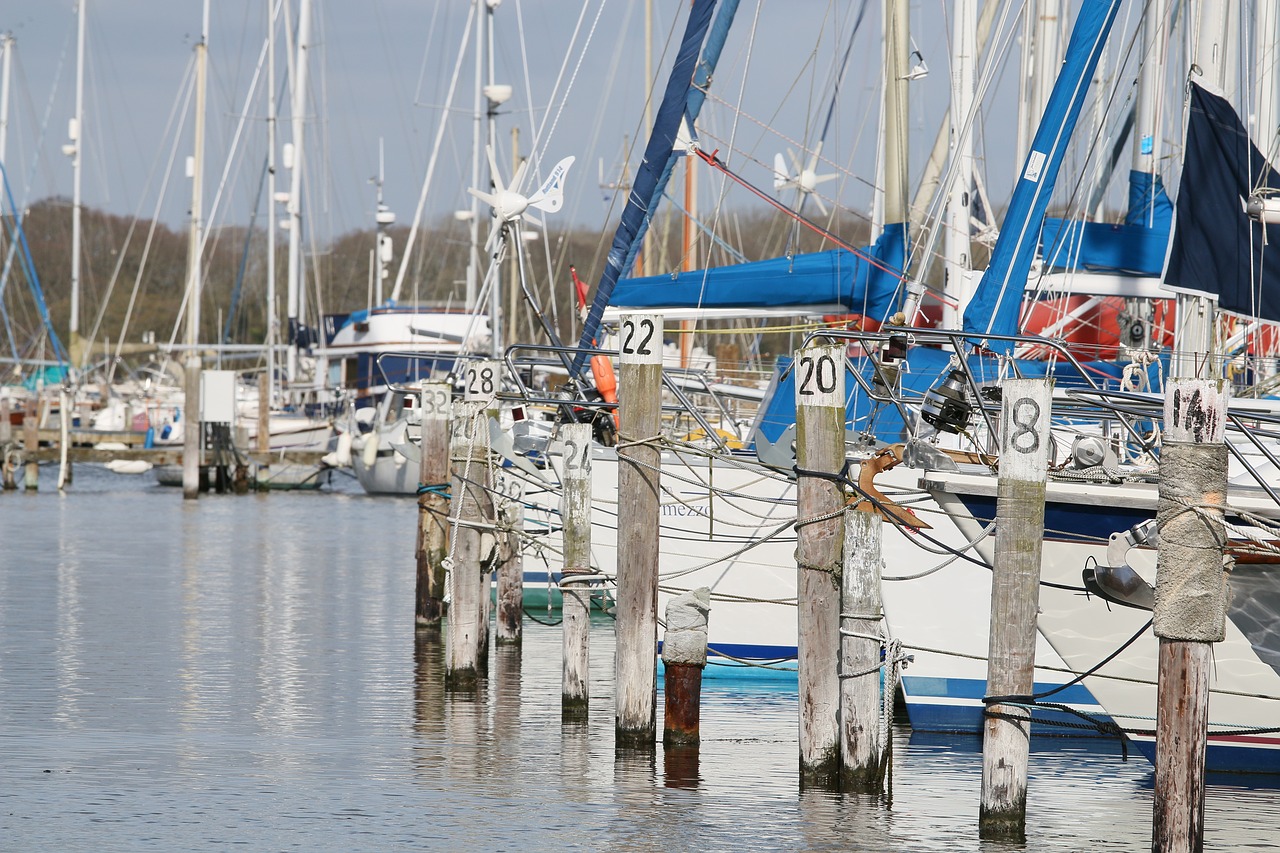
910, 0, 1001, 237
485, 0, 501, 356
881, 0, 909, 234
0, 34, 11, 162
1172, 0, 1228, 379
572, 0, 731, 382
266, 0, 277, 410
641, 0, 654, 277
374, 139, 395, 306
941, 0, 976, 330
68, 0, 86, 365
1255, 2, 1280, 163
1132, 0, 1167, 187
466, 0, 484, 312
1017, 2, 1064, 169
182, 0, 209, 500
286, 0, 313, 391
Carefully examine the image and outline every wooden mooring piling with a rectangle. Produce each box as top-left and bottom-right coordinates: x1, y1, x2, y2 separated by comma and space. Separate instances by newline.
615, 312, 663, 749
560, 422, 593, 722
793, 341, 845, 788
662, 587, 710, 747
416, 381, 452, 629
1152, 378, 1229, 853
840, 506, 887, 792
444, 399, 493, 691
980, 377, 1053, 842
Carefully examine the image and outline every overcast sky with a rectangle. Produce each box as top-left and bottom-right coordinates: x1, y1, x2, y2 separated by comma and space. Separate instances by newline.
4, 1, 972, 245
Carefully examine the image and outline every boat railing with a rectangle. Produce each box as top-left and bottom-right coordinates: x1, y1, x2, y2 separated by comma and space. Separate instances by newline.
1063, 386, 1280, 507
501, 342, 735, 453
790, 326, 1280, 507
372, 349, 493, 395
795, 327, 1155, 457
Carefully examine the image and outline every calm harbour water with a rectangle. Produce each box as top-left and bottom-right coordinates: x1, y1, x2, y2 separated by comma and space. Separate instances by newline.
2, 464, 1279, 851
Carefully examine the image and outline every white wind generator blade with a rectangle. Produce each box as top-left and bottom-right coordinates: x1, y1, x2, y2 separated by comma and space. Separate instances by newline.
773, 152, 790, 190
486, 145, 506, 194
794, 145, 835, 214
467, 186, 500, 208
526, 155, 576, 214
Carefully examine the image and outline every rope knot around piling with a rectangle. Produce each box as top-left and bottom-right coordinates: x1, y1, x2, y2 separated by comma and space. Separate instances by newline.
981, 696, 1130, 760
1164, 496, 1230, 549
417, 481, 451, 498
795, 556, 841, 581
615, 432, 665, 452
558, 567, 600, 587
792, 459, 856, 493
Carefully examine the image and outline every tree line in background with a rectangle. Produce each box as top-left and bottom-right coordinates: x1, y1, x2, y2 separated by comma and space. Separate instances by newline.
5, 196, 881, 371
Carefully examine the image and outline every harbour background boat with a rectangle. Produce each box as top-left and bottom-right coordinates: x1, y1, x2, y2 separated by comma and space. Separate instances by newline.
3, 462, 1280, 851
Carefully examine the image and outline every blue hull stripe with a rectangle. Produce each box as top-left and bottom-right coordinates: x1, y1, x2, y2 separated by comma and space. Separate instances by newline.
1129, 736, 1280, 775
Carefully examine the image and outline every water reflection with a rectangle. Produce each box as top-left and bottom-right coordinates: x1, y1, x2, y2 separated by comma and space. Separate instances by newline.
412, 629, 446, 753
4, 470, 1280, 851
662, 744, 701, 789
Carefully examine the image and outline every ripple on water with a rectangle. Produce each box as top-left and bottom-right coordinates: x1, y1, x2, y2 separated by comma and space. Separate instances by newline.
2, 466, 1278, 851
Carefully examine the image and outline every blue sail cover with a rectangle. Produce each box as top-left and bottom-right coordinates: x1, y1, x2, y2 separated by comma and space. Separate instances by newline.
962, 0, 1123, 354
1040, 170, 1171, 275
609, 223, 906, 320
1164, 82, 1280, 322
569, 0, 721, 380
1125, 168, 1174, 227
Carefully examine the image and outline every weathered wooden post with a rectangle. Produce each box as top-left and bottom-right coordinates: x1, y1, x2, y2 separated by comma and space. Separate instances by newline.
980, 377, 1054, 841
560, 421, 593, 722
662, 587, 710, 746
1152, 379, 1229, 853
471, 360, 502, 670
23, 402, 38, 490
0, 397, 15, 492
416, 380, 452, 629
445, 399, 492, 691
495, 494, 524, 644
794, 341, 846, 787
615, 312, 663, 748
56, 385, 71, 491
257, 372, 271, 454
840, 506, 886, 791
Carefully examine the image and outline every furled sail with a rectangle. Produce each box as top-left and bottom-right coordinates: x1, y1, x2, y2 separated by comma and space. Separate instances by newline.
569, 0, 728, 380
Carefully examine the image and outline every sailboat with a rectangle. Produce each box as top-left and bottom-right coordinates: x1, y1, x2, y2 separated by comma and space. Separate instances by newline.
488, 0, 1114, 738
922, 71, 1280, 772
494, 1, 1280, 774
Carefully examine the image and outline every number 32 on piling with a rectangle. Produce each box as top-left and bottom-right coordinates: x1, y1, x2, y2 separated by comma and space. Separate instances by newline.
794, 346, 844, 408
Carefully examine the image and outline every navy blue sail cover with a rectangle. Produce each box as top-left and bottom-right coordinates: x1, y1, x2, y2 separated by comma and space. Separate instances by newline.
1164, 82, 1280, 322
